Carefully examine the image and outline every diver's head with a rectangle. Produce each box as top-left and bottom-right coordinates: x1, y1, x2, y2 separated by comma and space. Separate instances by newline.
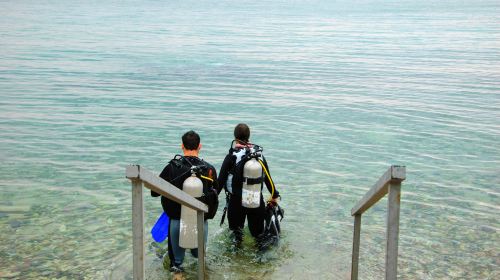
182, 130, 201, 156
234, 123, 250, 143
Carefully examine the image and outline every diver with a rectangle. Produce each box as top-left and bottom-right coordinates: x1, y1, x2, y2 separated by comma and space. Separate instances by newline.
151, 130, 220, 273
218, 123, 282, 249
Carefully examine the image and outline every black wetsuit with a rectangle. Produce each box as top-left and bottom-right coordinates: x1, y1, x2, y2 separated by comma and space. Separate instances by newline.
218, 147, 280, 239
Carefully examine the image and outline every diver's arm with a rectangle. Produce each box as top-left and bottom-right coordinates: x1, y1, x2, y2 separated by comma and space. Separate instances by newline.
217, 155, 231, 194
151, 164, 171, 197
209, 166, 220, 193
262, 157, 280, 199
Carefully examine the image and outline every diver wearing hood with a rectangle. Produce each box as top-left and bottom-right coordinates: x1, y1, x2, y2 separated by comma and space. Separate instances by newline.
218, 124, 281, 243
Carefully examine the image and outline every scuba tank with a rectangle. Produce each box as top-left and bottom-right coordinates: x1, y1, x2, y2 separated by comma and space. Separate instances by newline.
179, 170, 203, 249
242, 157, 263, 208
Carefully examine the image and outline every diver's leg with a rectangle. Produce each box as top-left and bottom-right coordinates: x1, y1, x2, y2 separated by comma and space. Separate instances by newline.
228, 196, 245, 242
247, 198, 266, 238
167, 218, 175, 265
169, 219, 186, 268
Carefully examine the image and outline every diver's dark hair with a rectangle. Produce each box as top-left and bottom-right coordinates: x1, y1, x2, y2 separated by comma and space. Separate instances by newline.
234, 123, 250, 142
182, 130, 200, 150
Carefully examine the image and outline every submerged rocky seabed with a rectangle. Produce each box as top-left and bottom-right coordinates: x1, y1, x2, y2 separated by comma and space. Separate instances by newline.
1, 175, 498, 279
0, 192, 294, 279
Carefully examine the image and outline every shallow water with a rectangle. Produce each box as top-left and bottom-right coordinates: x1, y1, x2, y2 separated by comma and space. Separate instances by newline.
1, 0, 499, 279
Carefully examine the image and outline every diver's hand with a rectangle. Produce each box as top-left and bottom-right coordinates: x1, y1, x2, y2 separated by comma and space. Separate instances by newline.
269, 196, 280, 205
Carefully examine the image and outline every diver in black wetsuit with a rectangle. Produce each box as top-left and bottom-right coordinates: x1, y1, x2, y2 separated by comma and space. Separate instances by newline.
151, 130, 219, 273
218, 123, 281, 245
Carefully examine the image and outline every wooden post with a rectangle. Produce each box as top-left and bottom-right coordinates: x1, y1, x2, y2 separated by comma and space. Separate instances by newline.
385, 182, 401, 280
197, 211, 205, 280
132, 179, 145, 280
351, 214, 362, 280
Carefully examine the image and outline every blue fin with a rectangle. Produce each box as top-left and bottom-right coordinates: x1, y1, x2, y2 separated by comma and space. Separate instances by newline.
151, 212, 169, 242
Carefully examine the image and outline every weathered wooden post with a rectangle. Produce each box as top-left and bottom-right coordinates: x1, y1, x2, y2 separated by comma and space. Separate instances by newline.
127, 165, 145, 280
351, 214, 362, 280
197, 211, 205, 280
386, 181, 401, 280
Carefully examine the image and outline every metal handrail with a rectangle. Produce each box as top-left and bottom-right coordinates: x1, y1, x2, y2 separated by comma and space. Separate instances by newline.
350, 165, 406, 280
126, 165, 208, 280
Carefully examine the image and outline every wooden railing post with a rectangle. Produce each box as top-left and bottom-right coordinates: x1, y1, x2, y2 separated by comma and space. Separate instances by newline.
351, 214, 362, 280
385, 182, 401, 280
197, 211, 205, 280
131, 179, 145, 280
350, 166, 405, 280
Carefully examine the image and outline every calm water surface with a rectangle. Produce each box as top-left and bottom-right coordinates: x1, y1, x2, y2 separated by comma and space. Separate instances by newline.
1, 0, 499, 279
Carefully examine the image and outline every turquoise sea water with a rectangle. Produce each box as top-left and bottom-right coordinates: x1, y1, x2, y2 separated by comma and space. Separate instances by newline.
1, 0, 499, 279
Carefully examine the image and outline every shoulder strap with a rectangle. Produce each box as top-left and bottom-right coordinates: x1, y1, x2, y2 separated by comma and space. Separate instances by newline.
170, 154, 186, 167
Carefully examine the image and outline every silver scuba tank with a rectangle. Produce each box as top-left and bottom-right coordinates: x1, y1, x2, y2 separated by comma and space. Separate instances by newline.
179, 173, 203, 249
242, 158, 262, 208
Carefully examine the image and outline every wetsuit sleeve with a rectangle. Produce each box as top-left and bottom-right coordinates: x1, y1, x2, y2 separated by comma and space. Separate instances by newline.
262, 157, 280, 199
209, 166, 219, 193
151, 164, 171, 197
217, 154, 232, 194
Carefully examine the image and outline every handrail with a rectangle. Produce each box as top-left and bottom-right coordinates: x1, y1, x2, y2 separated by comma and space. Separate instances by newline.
351, 166, 406, 216
350, 165, 406, 280
126, 165, 208, 280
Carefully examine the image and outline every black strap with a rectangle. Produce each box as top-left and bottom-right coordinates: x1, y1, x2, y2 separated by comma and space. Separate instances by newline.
245, 177, 263, 185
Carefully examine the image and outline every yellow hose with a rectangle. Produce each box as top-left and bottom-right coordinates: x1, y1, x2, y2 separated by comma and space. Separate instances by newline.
200, 175, 213, 182
258, 159, 275, 200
